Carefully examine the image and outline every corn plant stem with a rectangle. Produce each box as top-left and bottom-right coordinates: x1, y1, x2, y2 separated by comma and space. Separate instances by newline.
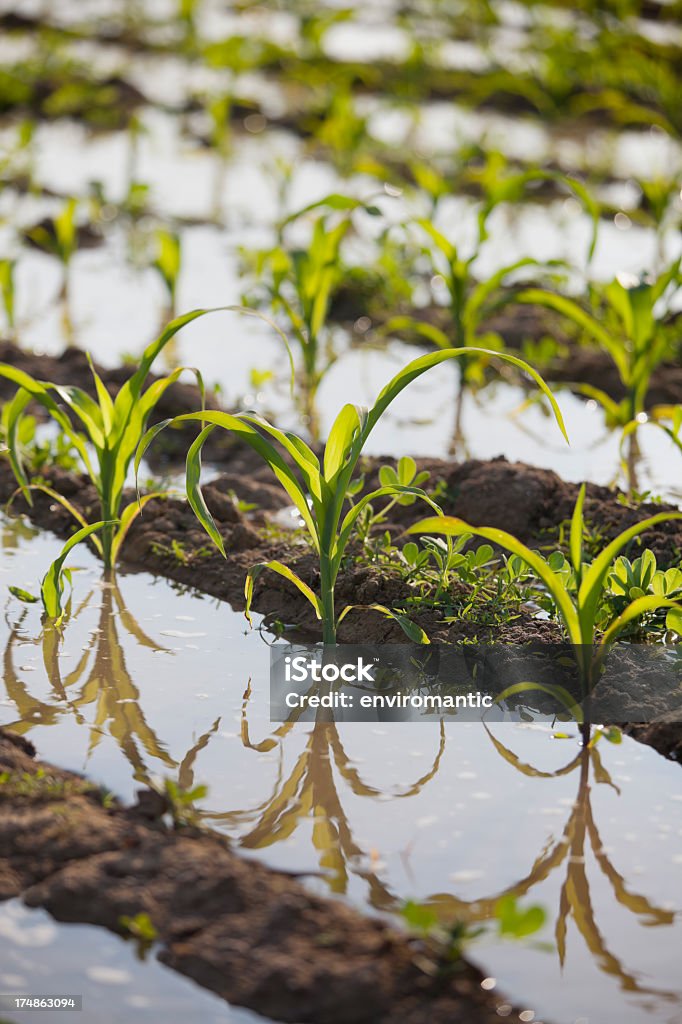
319, 532, 337, 644
303, 378, 321, 444
450, 376, 467, 457
626, 427, 640, 495
60, 270, 74, 346
100, 496, 116, 571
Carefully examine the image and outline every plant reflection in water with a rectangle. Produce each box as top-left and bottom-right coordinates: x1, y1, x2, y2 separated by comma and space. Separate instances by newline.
3, 575, 219, 791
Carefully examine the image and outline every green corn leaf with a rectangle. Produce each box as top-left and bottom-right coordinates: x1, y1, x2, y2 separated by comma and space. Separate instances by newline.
135, 411, 320, 551
153, 229, 181, 300
517, 290, 628, 380
334, 485, 440, 573
41, 521, 112, 621
110, 492, 167, 566
337, 603, 430, 643
569, 484, 586, 576
186, 425, 226, 558
417, 219, 457, 263
577, 383, 624, 422
240, 412, 324, 505
9, 585, 38, 603
244, 561, 322, 626
494, 681, 584, 723
324, 404, 364, 482
464, 257, 539, 332
6, 482, 104, 557
364, 347, 569, 449
382, 316, 452, 350
86, 353, 115, 435
50, 384, 106, 450
1, 386, 34, 495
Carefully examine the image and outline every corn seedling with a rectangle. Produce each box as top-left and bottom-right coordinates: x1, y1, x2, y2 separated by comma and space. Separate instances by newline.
0, 310, 217, 570
0, 258, 16, 336
136, 346, 567, 644
178, 0, 200, 48
152, 228, 182, 323
26, 198, 79, 340
389, 172, 595, 448
517, 261, 681, 489
243, 193, 380, 440
207, 93, 233, 221
409, 484, 682, 730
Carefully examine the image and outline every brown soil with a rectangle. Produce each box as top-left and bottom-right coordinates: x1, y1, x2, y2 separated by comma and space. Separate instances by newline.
0, 728, 518, 1024
3, 451, 682, 635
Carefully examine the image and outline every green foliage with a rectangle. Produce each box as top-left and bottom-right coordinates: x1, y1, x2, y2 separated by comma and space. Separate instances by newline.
40, 521, 110, 623
152, 229, 182, 311
0, 259, 16, 331
137, 345, 566, 643
242, 194, 380, 438
386, 173, 594, 390
0, 309, 216, 568
8, 585, 38, 604
26, 198, 78, 268
495, 895, 547, 939
0, 412, 80, 475
409, 484, 682, 682
163, 778, 208, 828
518, 262, 681, 426
399, 899, 484, 964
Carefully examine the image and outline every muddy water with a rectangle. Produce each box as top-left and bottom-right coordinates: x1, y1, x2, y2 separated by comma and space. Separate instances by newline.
2, 514, 681, 1024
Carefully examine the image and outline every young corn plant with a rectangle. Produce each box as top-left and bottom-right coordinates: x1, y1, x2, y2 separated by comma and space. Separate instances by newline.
390, 171, 596, 449
136, 347, 567, 644
242, 194, 379, 440
26, 197, 79, 341
517, 261, 681, 489
409, 484, 682, 734
152, 228, 182, 324
207, 92, 233, 223
0, 258, 16, 338
0, 310, 213, 571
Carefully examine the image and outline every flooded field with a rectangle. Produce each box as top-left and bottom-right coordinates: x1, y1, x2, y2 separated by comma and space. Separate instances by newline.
1, 0, 682, 1021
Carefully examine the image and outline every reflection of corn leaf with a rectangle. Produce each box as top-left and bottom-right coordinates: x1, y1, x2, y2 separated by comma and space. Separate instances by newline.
312, 809, 347, 892
590, 745, 620, 794
240, 678, 295, 751
178, 717, 221, 791
484, 724, 582, 779
586, 799, 674, 926
556, 876, 570, 966
241, 749, 311, 848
